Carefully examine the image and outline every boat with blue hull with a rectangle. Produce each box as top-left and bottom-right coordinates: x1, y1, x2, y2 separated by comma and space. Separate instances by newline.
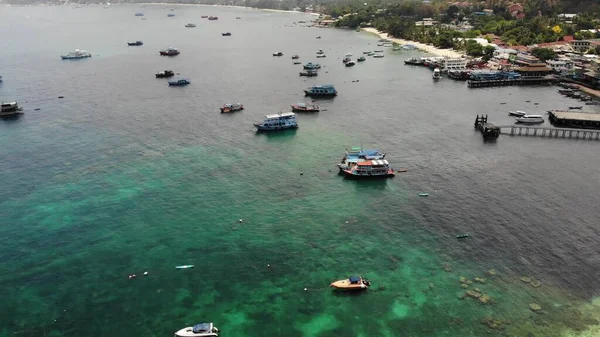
304, 85, 337, 97
303, 62, 321, 70
253, 112, 298, 131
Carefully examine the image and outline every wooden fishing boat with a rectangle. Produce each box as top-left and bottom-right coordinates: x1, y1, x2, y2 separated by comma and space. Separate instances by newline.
330, 276, 370, 290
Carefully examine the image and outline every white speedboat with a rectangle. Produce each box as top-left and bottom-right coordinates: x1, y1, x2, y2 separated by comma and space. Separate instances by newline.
175, 323, 219, 337
516, 115, 544, 124
432, 68, 442, 80
61, 49, 92, 59
508, 110, 527, 117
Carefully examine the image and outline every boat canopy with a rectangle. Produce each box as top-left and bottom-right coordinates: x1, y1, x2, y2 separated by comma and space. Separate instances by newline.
357, 159, 389, 166
265, 112, 295, 118
192, 323, 213, 333
349, 276, 360, 284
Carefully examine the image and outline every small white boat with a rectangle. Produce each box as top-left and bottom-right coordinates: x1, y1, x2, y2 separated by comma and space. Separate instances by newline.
516, 115, 544, 124
344, 52, 352, 57
432, 68, 441, 80
508, 110, 527, 117
175, 265, 194, 269
175, 323, 219, 337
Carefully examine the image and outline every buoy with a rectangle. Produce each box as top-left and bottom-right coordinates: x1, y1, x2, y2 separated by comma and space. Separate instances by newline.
267, 264, 271, 267
143, 271, 148, 276
58, 96, 64, 99
239, 219, 243, 223
128, 275, 132, 279
345, 221, 349, 224
132, 274, 136, 278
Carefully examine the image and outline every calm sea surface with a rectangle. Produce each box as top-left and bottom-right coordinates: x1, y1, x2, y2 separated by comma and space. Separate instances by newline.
2, 4, 600, 337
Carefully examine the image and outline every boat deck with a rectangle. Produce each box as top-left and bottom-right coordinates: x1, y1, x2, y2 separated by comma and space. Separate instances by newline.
549, 111, 600, 122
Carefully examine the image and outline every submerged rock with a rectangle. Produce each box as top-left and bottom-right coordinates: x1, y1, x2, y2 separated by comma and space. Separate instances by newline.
466, 290, 482, 298
479, 295, 491, 304
474, 277, 486, 284
459, 276, 468, 284
529, 303, 542, 312
531, 280, 541, 288
521, 276, 532, 283
461, 284, 469, 289
487, 268, 497, 276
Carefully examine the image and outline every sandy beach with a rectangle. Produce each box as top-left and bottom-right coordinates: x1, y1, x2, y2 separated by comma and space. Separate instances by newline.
361, 27, 465, 58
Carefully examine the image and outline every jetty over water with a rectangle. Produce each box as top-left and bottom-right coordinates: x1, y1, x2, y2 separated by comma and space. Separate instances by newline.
468, 77, 554, 88
500, 125, 600, 140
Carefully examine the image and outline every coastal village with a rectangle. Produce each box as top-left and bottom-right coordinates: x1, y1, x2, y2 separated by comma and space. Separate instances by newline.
313, 0, 600, 97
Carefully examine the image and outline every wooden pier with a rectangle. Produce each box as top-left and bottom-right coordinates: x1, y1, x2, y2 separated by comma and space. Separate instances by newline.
468, 77, 554, 88
474, 115, 500, 139
500, 125, 600, 140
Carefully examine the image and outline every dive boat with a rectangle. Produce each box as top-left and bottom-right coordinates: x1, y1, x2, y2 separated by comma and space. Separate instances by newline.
60, 49, 91, 59
168, 78, 191, 86
185, 23, 196, 27
299, 70, 318, 77
303, 62, 321, 70
127, 40, 143, 46
273, 52, 283, 56
345, 60, 356, 67
304, 85, 337, 97
0, 102, 24, 117
253, 112, 298, 131
174, 323, 220, 337
220, 103, 244, 113
432, 68, 442, 80
291, 102, 319, 112
160, 47, 180, 56
222, 32, 232, 36
330, 276, 371, 290
155, 70, 175, 78
337, 147, 386, 171
508, 110, 527, 117
292, 55, 299, 59
515, 115, 544, 124
340, 159, 394, 178
357, 56, 366, 62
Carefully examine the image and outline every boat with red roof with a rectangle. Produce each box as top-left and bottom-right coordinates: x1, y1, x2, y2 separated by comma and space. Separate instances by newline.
340, 159, 394, 178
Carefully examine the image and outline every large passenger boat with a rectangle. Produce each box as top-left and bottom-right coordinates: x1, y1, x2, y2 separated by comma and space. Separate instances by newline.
304, 85, 337, 97
61, 49, 91, 59
340, 159, 395, 178
253, 112, 298, 131
337, 147, 386, 171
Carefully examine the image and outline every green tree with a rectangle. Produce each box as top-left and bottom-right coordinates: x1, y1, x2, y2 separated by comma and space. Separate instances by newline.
482, 45, 496, 61
465, 40, 484, 56
531, 47, 557, 61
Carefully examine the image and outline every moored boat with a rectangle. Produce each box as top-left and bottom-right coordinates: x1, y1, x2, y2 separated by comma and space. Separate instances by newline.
330, 276, 371, 290
168, 78, 191, 86
432, 68, 442, 80
222, 32, 232, 36
185, 23, 196, 27
160, 47, 180, 56
168, 13, 175, 17
127, 40, 143, 46
316, 49, 324, 55
0, 101, 24, 117
61, 49, 91, 59
291, 102, 319, 112
345, 60, 356, 67
357, 56, 366, 62
134, 12, 144, 16
508, 110, 527, 117
201, 15, 208, 18
220, 103, 244, 113
273, 52, 283, 56
174, 323, 219, 337
299, 70, 318, 77
208, 16, 218, 20
316, 54, 326, 58
155, 70, 175, 78
304, 84, 336, 97
292, 55, 299, 59
340, 159, 394, 178
373, 54, 384, 58
253, 112, 298, 131
303, 62, 321, 70
515, 114, 544, 124
404, 57, 423, 65
337, 147, 386, 171
342, 57, 351, 64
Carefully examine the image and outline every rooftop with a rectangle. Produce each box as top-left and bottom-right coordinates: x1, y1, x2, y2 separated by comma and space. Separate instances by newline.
550, 111, 600, 122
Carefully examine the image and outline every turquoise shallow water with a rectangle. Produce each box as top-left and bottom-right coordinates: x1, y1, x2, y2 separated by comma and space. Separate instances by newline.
2, 4, 600, 337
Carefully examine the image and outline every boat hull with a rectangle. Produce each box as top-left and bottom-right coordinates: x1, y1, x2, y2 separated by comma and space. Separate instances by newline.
304, 91, 336, 97
291, 107, 319, 112
254, 124, 298, 131
61, 55, 91, 60
341, 170, 395, 179
220, 107, 243, 113
330, 279, 369, 291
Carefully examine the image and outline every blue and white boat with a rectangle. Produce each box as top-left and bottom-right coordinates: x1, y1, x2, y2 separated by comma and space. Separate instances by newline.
304, 85, 337, 97
303, 62, 321, 70
174, 322, 219, 337
61, 49, 92, 59
135, 12, 144, 16
337, 147, 386, 171
253, 112, 298, 131
168, 78, 191, 86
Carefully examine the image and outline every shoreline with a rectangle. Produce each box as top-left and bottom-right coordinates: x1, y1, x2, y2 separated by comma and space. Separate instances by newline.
361, 27, 465, 58
138, 3, 320, 15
